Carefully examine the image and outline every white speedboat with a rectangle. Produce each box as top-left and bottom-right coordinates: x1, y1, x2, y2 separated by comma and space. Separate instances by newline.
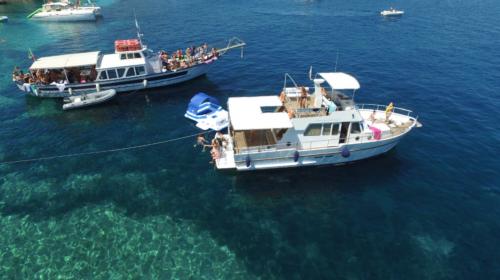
13, 23, 245, 98
380, 8, 404, 16
29, 0, 101, 22
211, 70, 421, 171
185, 92, 229, 131
63, 89, 116, 110
0, 16, 8, 23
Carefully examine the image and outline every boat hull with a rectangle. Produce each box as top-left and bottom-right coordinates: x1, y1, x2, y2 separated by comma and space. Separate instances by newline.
32, 10, 97, 21
221, 133, 408, 171
20, 63, 211, 98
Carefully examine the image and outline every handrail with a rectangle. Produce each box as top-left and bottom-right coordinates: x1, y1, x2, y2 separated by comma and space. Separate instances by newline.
235, 133, 378, 154
283, 73, 299, 90
356, 103, 417, 119
216, 37, 246, 56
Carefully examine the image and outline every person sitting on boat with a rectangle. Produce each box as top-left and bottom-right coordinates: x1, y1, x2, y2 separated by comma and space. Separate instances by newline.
210, 138, 221, 160
215, 131, 228, 149
321, 87, 329, 98
210, 47, 219, 59
299, 86, 308, 108
279, 90, 287, 104
369, 110, 377, 123
385, 102, 394, 122
180, 60, 188, 69
12, 66, 21, 81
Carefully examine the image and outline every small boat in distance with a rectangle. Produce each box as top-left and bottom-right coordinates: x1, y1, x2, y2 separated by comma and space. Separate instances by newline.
209, 70, 420, 171
380, 7, 404, 16
63, 89, 116, 110
28, 0, 101, 21
0, 16, 8, 23
185, 92, 229, 131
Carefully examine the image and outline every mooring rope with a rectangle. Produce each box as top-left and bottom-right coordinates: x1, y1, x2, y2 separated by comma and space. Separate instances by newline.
0, 131, 209, 165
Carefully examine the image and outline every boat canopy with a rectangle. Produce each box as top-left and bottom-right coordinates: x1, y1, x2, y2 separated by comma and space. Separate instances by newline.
318, 72, 360, 90
30, 51, 100, 70
187, 92, 220, 114
228, 96, 293, 130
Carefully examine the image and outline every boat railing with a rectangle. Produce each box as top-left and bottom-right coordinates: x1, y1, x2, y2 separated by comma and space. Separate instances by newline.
356, 103, 418, 119
216, 37, 246, 56
235, 134, 381, 155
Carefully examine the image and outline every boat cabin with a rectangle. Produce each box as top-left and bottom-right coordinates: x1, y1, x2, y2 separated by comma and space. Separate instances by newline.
228, 96, 294, 153
42, 2, 71, 12
227, 72, 375, 153
26, 39, 150, 85
29, 51, 100, 84
95, 39, 148, 81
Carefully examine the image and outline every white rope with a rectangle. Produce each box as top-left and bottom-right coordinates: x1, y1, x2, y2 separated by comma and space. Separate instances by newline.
0, 131, 207, 165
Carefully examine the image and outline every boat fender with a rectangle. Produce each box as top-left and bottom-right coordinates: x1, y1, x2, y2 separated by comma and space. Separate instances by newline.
96, 83, 100, 92
143, 79, 148, 88
293, 151, 299, 162
245, 155, 251, 167
341, 146, 350, 158
68, 87, 73, 95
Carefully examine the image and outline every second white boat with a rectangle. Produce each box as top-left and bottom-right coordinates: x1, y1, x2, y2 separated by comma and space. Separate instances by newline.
210, 70, 421, 171
29, 0, 101, 22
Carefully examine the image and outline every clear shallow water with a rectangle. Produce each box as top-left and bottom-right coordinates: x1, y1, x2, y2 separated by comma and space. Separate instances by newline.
1, 0, 500, 278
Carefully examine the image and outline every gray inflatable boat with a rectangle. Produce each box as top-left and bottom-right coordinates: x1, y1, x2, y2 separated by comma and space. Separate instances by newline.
63, 89, 116, 110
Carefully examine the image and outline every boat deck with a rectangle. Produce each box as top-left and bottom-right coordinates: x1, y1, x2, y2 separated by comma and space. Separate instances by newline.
232, 130, 277, 153
216, 149, 236, 169
359, 109, 416, 137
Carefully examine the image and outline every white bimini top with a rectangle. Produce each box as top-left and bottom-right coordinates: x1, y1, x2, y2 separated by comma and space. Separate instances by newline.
30, 51, 100, 70
228, 96, 293, 130
319, 72, 360, 90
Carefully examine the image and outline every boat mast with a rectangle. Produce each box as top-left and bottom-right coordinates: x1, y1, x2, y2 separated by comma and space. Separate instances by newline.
133, 11, 144, 48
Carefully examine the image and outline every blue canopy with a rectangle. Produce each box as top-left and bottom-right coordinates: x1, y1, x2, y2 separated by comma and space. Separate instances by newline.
187, 92, 220, 114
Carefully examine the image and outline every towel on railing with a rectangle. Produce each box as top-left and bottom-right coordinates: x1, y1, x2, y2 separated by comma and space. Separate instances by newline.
369, 125, 381, 140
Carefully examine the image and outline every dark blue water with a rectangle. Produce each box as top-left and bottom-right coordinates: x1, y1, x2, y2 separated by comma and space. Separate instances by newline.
1, 0, 500, 278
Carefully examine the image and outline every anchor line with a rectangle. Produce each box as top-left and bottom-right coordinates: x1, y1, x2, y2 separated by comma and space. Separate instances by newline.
0, 131, 210, 166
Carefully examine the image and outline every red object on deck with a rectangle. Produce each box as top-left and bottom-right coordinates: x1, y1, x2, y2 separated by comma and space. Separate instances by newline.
114, 39, 142, 52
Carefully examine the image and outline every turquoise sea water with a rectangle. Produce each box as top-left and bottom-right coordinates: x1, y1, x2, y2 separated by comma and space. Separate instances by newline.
1, 0, 500, 278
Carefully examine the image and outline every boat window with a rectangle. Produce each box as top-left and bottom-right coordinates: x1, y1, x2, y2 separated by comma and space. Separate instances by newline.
332, 123, 340, 135
304, 123, 322, 136
322, 123, 333, 135
99, 71, 108, 80
350, 122, 361, 134
107, 69, 117, 79
261, 106, 281, 113
120, 54, 126, 60
117, 68, 125, 77
134, 53, 142, 59
135, 66, 146, 75
127, 53, 134, 59
125, 67, 136, 77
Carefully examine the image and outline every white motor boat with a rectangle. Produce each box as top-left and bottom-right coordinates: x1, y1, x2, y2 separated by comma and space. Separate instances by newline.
63, 89, 116, 110
0, 16, 8, 23
210, 70, 421, 171
13, 22, 245, 98
380, 8, 404, 16
29, 0, 101, 22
